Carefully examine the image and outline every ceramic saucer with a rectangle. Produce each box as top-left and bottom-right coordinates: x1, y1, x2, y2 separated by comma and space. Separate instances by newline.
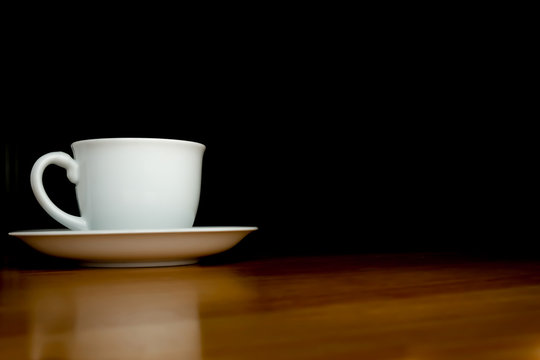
9, 227, 257, 267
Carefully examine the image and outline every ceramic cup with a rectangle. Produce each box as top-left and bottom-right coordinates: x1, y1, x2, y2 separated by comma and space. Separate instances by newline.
30, 138, 206, 231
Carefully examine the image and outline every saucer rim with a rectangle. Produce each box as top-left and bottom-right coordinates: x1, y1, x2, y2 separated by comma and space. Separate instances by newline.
9, 226, 258, 237
8, 226, 258, 267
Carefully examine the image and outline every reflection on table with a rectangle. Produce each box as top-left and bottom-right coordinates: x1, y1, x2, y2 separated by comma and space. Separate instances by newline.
1, 253, 540, 359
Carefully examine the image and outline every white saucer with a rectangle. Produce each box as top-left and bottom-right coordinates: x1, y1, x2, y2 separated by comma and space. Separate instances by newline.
9, 227, 257, 267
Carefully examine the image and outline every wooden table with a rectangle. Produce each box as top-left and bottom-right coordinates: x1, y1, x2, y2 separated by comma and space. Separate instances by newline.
1, 253, 540, 359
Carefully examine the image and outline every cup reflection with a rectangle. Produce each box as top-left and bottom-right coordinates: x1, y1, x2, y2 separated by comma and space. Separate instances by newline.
23, 268, 209, 360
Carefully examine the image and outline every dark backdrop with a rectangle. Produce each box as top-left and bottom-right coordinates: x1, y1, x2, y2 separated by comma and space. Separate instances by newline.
3, 115, 531, 267
2, 20, 533, 267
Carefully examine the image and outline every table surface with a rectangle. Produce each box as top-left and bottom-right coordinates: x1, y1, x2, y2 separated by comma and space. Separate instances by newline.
1, 253, 540, 360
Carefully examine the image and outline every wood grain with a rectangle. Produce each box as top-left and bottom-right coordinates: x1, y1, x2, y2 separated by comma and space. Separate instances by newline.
2, 253, 540, 359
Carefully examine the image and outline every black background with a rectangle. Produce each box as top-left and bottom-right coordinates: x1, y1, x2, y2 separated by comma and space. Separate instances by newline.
3, 113, 532, 267
2, 16, 535, 267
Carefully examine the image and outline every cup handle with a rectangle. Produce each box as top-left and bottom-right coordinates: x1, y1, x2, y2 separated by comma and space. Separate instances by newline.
30, 152, 88, 230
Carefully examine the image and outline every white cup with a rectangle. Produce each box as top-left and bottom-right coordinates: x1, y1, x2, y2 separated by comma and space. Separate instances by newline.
30, 138, 206, 231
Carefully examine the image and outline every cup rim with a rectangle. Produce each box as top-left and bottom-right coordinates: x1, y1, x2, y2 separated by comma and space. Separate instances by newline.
71, 137, 206, 150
